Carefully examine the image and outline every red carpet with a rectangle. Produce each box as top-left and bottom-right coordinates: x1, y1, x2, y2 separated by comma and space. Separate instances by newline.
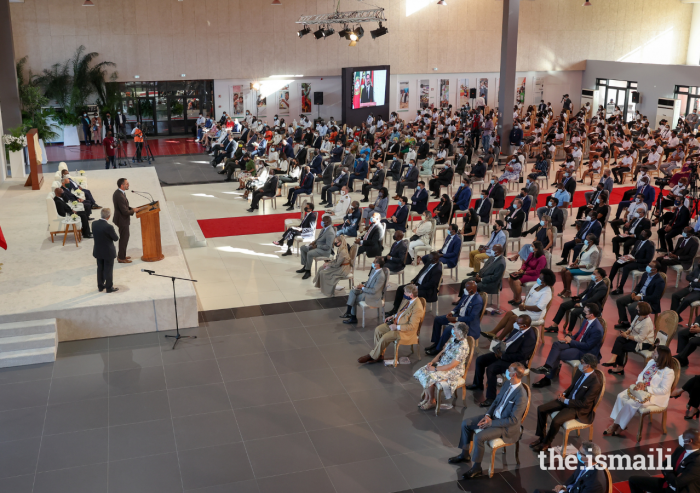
198, 186, 659, 239
45, 137, 203, 163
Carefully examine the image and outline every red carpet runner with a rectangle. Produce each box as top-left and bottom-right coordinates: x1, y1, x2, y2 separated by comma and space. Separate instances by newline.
198, 185, 654, 239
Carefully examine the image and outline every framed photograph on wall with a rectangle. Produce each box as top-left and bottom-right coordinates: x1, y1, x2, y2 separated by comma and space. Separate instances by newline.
278, 85, 290, 115
232, 85, 244, 116
419, 79, 430, 109
458, 79, 469, 107
516, 77, 526, 106
439, 79, 450, 109
479, 78, 489, 106
301, 83, 312, 113
398, 81, 409, 111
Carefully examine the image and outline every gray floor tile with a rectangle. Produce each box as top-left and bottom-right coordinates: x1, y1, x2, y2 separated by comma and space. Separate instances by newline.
294, 308, 344, 326
0, 363, 53, 385
209, 333, 266, 358
320, 340, 374, 368
163, 359, 223, 389
248, 312, 303, 331
108, 366, 166, 396
44, 398, 108, 435
369, 412, 452, 455
256, 468, 335, 493
48, 373, 109, 404
217, 354, 278, 382
234, 401, 305, 441
53, 352, 109, 378
225, 375, 290, 409
185, 479, 259, 493
245, 433, 323, 478
308, 422, 388, 466
268, 347, 330, 374
109, 332, 161, 349
0, 406, 46, 442
325, 456, 411, 493
108, 346, 164, 372
109, 390, 171, 426
279, 369, 346, 401
178, 443, 254, 491
37, 427, 108, 472
34, 463, 108, 493
304, 322, 369, 346
108, 452, 183, 493
172, 410, 241, 451
160, 338, 215, 365
0, 474, 34, 493
168, 383, 231, 417
0, 437, 41, 478
57, 338, 109, 357
205, 318, 257, 337
158, 326, 209, 344
109, 419, 176, 461
391, 446, 460, 489
331, 364, 400, 393
350, 386, 417, 421
293, 394, 366, 431
257, 327, 315, 352
0, 379, 51, 412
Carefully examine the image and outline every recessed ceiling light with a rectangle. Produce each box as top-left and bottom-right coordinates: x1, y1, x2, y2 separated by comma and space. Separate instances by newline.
271, 0, 281, 5
83, 0, 95, 6
437, 0, 447, 5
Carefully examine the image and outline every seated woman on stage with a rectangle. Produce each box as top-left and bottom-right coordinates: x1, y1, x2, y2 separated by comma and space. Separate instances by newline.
558, 234, 600, 299
507, 241, 548, 305
603, 346, 674, 437
602, 301, 655, 375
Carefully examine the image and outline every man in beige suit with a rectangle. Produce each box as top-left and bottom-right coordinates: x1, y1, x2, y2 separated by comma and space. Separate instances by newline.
358, 283, 425, 364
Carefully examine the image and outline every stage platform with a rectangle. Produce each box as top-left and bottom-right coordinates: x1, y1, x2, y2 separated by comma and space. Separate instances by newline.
0, 168, 197, 342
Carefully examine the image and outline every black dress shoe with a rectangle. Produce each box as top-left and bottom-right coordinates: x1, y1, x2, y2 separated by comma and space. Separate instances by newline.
286, 207, 295, 211
385, 311, 396, 318
614, 322, 630, 329
82, 233, 93, 238
529, 438, 543, 448
106, 288, 119, 293
281, 250, 293, 256
465, 384, 483, 391
425, 348, 439, 356
601, 362, 616, 367
342, 318, 358, 324
608, 368, 625, 376
339, 313, 353, 319
301, 271, 311, 280
479, 399, 494, 407
530, 366, 550, 374
555, 259, 568, 266
451, 301, 460, 306
246, 208, 255, 212
360, 198, 369, 203
481, 332, 495, 340
425, 343, 437, 351
533, 377, 552, 388
610, 288, 624, 295
448, 453, 470, 464
544, 325, 559, 333
466, 271, 477, 276
296, 267, 307, 273
98, 287, 104, 292
461, 465, 483, 480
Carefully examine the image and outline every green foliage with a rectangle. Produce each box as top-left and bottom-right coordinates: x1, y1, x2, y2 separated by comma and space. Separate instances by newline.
16, 56, 59, 141
170, 100, 184, 116
139, 99, 154, 118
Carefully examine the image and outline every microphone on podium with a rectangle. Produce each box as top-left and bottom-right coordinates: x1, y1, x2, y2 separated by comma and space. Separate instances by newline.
141, 269, 155, 274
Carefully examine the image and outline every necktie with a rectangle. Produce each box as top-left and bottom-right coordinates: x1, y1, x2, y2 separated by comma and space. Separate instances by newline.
662, 452, 686, 488
570, 373, 586, 399
494, 386, 514, 418
575, 321, 589, 342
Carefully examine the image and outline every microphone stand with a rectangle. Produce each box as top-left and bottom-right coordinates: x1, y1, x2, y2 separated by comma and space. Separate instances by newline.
142, 270, 198, 349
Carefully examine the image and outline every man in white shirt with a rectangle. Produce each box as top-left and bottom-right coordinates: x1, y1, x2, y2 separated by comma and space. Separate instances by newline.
325, 186, 351, 224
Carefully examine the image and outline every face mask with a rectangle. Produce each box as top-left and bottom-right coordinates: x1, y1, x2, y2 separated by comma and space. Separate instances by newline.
683, 232, 688, 238
403, 293, 411, 300
584, 240, 589, 246
577, 452, 585, 464
577, 363, 587, 373
585, 216, 592, 222
371, 262, 375, 269
636, 198, 641, 203
504, 369, 511, 381
490, 179, 495, 184
536, 278, 543, 286
548, 201, 553, 207
675, 201, 681, 206
512, 322, 520, 331
564, 173, 570, 177
646, 265, 653, 274
416, 186, 421, 191
679, 435, 685, 448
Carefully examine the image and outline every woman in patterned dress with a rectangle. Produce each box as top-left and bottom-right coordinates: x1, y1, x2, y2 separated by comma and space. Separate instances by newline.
413, 322, 471, 411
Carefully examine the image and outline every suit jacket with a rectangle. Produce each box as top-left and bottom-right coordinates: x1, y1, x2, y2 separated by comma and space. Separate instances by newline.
563, 176, 577, 197
359, 267, 387, 306
112, 189, 134, 228
663, 447, 700, 493
451, 292, 483, 338
54, 196, 73, 217
470, 162, 486, 178
630, 239, 655, 265
578, 281, 608, 311
341, 153, 355, 170
391, 205, 409, 232
673, 236, 700, 269
332, 172, 349, 188
321, 162, 336, 185
439, 234, 462, 268
454, 155, 468, 174
500, 327, 537, 364
624, 217, 651, 239
411, 262, 442, 302
527, 182, 539, 203
479, 255, 506, 294
385, 240, 408, 272
92, 219, 119, 259
564, 467, 606, 493
116, 114, 126, 126
435, 166, 454, 186
330, 146, 344, 163
505, 209, 526, 238
359, 223, 384, 257
486, 183, 505, 208
453, 185, 472, 211
633, 273, 666, 313
410, 188, 430, 214
60, 185, 80, 203
474, 198, 492, 224
562, 369, 603, 424
369, 168, 385, 187
352, 159, 368, 178
576, 220, 602, 241
485, 382, 527, 442
309, 155, 323, 175
638, 184, 656, 209
297, 172, 314, 193
402, 166, 419, 187
599, 176, 614, 195
568, 317, 604, 360
668, 206, 691, 230
393, 298, 426, 342
313, 225, 336, 255
259, 175, 278, 196
417, 141, 430, 158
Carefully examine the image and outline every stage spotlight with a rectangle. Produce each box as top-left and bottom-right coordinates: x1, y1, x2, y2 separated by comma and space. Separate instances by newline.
437, 0, 447, 5
313, 26, 325, 39
322, 26, 335, 38
583, 0, 592, 5
370, 22, 388, 39
354, 26, 364, 40
339, 25, 351, 39
349, 39, 357, 47
297, 25, 311, 38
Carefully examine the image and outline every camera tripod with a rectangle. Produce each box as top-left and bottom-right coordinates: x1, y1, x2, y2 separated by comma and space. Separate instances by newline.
115, 136, 129, 168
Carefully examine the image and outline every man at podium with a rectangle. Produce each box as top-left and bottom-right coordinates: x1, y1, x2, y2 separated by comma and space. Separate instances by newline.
113, 178, 147, 264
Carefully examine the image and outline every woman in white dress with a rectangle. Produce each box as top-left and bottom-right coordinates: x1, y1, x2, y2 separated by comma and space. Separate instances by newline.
603, 346, 675, 436
602, 302, 655, 374
408, 211, 435, 263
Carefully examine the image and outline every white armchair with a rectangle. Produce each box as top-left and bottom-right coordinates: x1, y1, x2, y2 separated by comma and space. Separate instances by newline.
46, 195, 65, 242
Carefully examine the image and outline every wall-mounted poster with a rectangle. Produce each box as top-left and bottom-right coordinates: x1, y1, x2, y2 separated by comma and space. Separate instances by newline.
533, 77, 544, 105
458, 79, 469, 107
419, 79, 430, 109
301, 83, 312, 113
256, 93, 267, 116
278, 85, 290, 115
232, 85, 244, 116
479, 78, 489, 106
439, 79, 450, 109
515, 77, 526, 105
398, 81, 409, 111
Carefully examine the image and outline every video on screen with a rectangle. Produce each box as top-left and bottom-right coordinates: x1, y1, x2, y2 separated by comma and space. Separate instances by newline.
352, 70, 387, 109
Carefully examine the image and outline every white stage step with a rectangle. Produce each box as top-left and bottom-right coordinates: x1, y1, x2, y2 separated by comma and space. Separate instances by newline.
0, 318, 58, 368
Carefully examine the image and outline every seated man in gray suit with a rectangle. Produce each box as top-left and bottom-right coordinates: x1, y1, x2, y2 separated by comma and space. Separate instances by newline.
449, 362, 528, 480
341, 256, 388, 324
458, 244, 506, 296
297, 215, 335, 280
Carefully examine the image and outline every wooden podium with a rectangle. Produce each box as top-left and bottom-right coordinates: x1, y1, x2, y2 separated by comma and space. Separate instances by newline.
136, 201, 165, 262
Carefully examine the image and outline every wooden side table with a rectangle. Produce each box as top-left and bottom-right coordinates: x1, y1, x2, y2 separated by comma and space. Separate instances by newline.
61, 218, 82, 247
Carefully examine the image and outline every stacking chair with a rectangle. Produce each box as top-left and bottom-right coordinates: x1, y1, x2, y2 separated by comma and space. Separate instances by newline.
571, 248, 603, 295
413, 221, 437, 264
633, 358, 681, 442
478, 198, 495, 236
392, 297, 427, 367
631, 310, 678, 364
388, 240, 410, 286
435, 202, 455, 240
555, 209, 569, 250
359, 267, 390, 327
445, 240, 464, 281
435, 336, 476, 416
668, 237, 700, 287
462, 216, 480, 254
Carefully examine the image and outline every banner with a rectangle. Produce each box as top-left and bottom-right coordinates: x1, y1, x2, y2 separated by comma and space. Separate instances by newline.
516, 77, 526, 105
232, 85, 244, 116
256, 93, 267, 116
278, 85, 290, 115
419, 79, 430, 109
479, 78, 489, 106
301, 83, 312, 113
398, 81, 409, 111
458, 79, 469, 107
533, 77, 544, 105
439, 79, 450, 109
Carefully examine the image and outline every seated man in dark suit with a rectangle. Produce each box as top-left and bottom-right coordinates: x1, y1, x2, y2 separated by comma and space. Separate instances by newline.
469, 158, 486, 180
54, 188, 92, 238
320, 168, 349, 206
671, 265, 700, 322
354, 212, 384, 259
537, 196, 564, 233
449, 362, 528, 480
308, 150, 323, 175
283, 167, 314, 210
609, 229, 655, 293
453, 178, 472, 212
485, 180, 505, 209
658, 202, 691, 253
60, 170, 100, 209
562, 173, 577, 198
60, 177, 93, 217
384, 231, 407, 273
533, 440, 607, 493
347, 157, 368, 192
466, 314, 537, 406
386, 252, 442, 317
382, 197, 409, 233
530, 353, 602, 452
248, 170, 278, 212
428, 165, 454, 197
361, 163, 385, 202
532, 304, 604, 387
557, 212, 602, 265
427, 280, 482, 355
473, 189, 492, 224
545, 269, 608, 335
615, 260, 666, 328
611, 208, 650, 257
503, 198, 526, 238
394, 160, 419, 198
422, 224, 461, 268
409, 182, 429, 214
657, 227, 698, 269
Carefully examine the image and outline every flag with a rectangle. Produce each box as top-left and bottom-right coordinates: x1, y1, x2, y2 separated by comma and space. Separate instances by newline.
0, 225, 6, 250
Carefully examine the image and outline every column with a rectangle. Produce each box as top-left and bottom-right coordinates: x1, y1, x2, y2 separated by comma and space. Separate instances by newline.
0, 0, 22, 133
497, 0, 520, 157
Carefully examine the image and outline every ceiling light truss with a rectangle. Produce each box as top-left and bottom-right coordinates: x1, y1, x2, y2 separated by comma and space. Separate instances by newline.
295, 8, 386, 27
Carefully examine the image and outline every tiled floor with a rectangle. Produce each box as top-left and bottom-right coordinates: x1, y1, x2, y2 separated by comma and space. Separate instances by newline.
0, 295, 695, 493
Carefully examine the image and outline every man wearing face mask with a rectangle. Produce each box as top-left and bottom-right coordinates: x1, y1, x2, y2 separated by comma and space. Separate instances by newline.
532, 304, 603, 387
394, 159, 419, 199
355, 212, 384, 258
421, 224, 462, 268
658, 225, 698, 269
545, 269, 608, 335
409, 182, 430, 214
320, 167, 348, 206
386, 252, 442, 317
628, 429, 700, 493
274, 203, 317, 256
450, 362, 528, 479
557, 212, 602, 266
617, 177, 655, 220
469, 158, 486, 181
81, 112, 92, 146
428, 280, 483, 356
657, 199, 691, 253
484, 177, 505, 209
536, 196, 564, 233
530, 353, 602, 451
341, 256, 388, 325
297, 215, 335, 279
347, 156, 368, 192
335, 201, 362, 237
452, 177, 472, 213
577, 182, 607, 220
615, 260, 666, 329
533, 441, 607, 493
608, 228, 655, 294
324, 186, 352, 223
283, 166, 315, 210
115, 111, 125, 135
416, 137, 430, 160
473, 190, 492, 224
382, 231, 407, 273
381, 196, 409, 233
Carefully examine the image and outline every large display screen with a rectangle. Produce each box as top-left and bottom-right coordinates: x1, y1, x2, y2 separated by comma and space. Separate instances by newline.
352, 70, 387, 109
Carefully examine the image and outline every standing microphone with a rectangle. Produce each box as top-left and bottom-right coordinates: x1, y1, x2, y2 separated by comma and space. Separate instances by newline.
131, 190, 156, 205
141, 269, 155, 274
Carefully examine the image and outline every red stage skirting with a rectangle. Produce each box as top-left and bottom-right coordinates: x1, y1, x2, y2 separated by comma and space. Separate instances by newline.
198, 185, 658, 239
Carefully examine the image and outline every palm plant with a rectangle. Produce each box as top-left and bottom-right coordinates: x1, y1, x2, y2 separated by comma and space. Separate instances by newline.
16, 56, 59, 141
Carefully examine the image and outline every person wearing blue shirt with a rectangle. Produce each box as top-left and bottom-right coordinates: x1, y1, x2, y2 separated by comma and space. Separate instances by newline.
553, 183, 571, 208
467, 220, 506, 275
453, 178, 472, 212
427, 280, 483, 355
423, 224, 462, 268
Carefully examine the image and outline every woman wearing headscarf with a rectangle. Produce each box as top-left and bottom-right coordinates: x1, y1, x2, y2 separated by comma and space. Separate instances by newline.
313, 236, 354, 297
